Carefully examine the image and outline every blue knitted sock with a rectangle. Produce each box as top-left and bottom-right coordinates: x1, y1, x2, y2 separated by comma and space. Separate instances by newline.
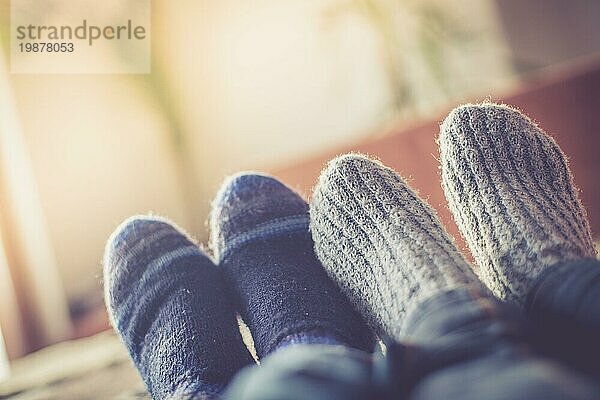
209, 173, 374, 358
104, 216, 255, 400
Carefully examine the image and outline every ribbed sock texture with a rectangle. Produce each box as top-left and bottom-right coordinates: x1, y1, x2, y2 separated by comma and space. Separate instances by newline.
104, 216, 254, 400
439, 102, 596, 305
210, 173, 374, 358
310, 154, 478, 340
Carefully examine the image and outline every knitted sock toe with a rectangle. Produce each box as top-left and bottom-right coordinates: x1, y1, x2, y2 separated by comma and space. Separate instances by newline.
104, 216, 254, 400
309, 154, 478, 340
210, 173, 374, 358
439, 103, 596, 305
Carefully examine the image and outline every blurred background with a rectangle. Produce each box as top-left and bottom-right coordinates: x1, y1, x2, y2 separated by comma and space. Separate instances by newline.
0, 0, 599, 363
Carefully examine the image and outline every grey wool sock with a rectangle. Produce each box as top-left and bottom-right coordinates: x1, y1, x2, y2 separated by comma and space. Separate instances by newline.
439, 102, 597, 306
310, 153, 479, 340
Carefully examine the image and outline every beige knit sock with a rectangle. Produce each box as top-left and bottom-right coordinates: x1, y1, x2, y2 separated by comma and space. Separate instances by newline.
310, 153, 478, 340
439, 103, 596, 306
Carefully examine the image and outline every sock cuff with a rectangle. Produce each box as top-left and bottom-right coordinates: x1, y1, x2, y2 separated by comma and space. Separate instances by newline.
216, 214, 309, 262
276, 332, 345, 349
262, 319, 371, 355
167, 381, 224, 400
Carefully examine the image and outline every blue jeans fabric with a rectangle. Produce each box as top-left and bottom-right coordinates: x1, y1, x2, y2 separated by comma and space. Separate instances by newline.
224, 278, 600, 399
400, 287, 598, 400
526, 258, 600, 377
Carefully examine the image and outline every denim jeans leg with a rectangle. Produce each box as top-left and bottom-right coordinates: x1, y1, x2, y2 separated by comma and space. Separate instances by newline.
223, 344, 388, 400
526, 258, 600, 376
395, 286, 600, 400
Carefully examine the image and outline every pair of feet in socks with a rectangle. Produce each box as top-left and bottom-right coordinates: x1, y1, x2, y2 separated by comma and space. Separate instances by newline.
312, 102, 596, 339
104, 103, 597, 399
104, 173, 374, 398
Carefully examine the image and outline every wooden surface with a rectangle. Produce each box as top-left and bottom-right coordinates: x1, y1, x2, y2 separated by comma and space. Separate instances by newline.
271, 60, 600, 257
0, 332, 148, 400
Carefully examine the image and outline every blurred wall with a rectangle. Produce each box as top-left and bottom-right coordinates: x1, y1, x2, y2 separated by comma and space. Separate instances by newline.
0, 50, 71, 357
496, 0, 600, 71
8, 74, 189, 308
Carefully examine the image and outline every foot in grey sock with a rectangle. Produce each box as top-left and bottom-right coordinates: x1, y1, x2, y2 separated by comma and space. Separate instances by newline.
310, 153, 479, 340
439, 102, 596, 305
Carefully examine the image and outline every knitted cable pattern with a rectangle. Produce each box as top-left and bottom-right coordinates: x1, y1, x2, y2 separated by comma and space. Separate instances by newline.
439, 103, 596, 305
310, 154, 477, 340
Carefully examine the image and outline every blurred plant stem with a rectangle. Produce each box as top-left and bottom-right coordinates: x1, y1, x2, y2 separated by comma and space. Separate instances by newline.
324, 0, 477, 113
136, 53, 205, 234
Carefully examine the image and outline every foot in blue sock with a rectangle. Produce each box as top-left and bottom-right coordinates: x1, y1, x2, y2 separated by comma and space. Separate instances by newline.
210, 173, 374, 358
104, 216, 254, 400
